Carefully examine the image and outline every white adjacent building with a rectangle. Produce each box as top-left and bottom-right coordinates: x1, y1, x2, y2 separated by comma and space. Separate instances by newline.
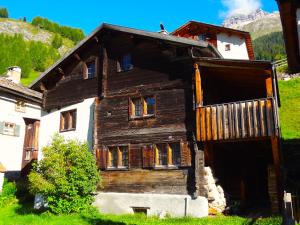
0, 67, 42, 179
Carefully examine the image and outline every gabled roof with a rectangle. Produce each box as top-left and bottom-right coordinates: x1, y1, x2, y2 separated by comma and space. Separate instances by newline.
172, 20, 251, 37
0, 77, 42, 103
29, 23, 221, 89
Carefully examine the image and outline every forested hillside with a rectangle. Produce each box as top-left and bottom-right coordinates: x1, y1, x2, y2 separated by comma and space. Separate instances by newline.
253, 31, 286, 61
0, 14, 85, 86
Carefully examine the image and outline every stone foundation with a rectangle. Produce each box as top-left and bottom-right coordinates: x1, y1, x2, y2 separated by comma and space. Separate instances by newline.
93, 192, 208, 218
203, 167, 226, 213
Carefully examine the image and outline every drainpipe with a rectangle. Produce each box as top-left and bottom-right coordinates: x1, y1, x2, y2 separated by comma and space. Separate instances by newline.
184, 197, 188, 216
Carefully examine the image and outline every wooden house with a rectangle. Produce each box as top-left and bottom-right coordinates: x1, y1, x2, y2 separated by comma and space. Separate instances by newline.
172, 21, 254, 60
30, 23, 281, 216
276, 0, 300, 73
0, 67, 42, 180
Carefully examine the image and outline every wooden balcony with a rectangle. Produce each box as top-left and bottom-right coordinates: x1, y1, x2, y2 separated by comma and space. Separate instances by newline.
196, 98, 278, 142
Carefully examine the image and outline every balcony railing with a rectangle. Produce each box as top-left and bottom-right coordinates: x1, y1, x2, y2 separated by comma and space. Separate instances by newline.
196, 98, 278, 142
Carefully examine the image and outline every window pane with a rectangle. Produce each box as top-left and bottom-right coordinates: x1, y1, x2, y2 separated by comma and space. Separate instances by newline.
3, 122, 15, 135
87, 61, 96, 79
170, 143, 181, 165
120, 146, 129, 167
157, 144, 168, 166
71, 111, 76, 129
145, 97, 155, 115
133, 98, 142, 117
109, 147, 118, 167
63, 113, 68, 130
121, 54, 132, 71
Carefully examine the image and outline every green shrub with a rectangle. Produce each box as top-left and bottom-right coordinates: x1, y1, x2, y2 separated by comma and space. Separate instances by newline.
51, 34, 63, 49
0, 179, 17, 207
28, 134, 100, 214
0, 8, 8, 18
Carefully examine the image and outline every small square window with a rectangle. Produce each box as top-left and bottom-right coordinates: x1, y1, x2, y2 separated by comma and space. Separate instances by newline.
3, 122, 15, 136
60, 109, 76, 132
118, 54, 133, 72
83, 60, 96, 79
198, 34, 207, 41
130, 96, 155, 119
225, 44, 231, 51
15, 101, 26, 113
25, 150, 31, 161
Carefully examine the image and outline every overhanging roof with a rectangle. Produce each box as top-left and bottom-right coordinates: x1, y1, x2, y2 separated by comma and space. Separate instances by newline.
30, 23, 221, 89
172, 20, 251, 37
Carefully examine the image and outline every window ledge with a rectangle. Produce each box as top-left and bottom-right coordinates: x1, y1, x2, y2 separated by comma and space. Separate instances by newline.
154, 165, 179, 170
129, 115, 155, 121
106, 167, 129, 171
59, 128, 76, 133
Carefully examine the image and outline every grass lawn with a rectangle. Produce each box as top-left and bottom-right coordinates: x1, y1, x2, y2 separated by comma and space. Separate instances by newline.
21, 70, 41, 87
278, 78, 300, 140
0, 202, 282, 225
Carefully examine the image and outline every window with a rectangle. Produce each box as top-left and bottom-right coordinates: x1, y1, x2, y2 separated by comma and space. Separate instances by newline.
130, 96, 156, 119
155, 142, 181, 167
170, 143, 181, 166
108, 147, 118, 168
107, 146, 129, 169
144, 97, 155, 116
87, 61, 96, 79
83, 59, 97, 79
15, 101, 26, 113
225, 44, 231, 51
25, 150, 31, 161
132, 98, 142, 117
156, 144, 168, 166
60, 109, 76, 132
118, 54, 133, 72
198, 34, 207, 41
3, 122, 15, 136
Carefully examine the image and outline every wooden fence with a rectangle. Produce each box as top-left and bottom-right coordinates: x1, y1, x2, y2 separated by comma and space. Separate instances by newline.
196, 98, 277, 142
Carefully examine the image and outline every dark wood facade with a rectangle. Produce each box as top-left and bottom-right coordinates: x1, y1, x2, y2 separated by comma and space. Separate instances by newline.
277, 0, 300, 73
31, 23, 282, 212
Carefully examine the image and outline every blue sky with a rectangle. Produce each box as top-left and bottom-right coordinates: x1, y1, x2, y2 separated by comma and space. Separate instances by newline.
1, 0, 278, 35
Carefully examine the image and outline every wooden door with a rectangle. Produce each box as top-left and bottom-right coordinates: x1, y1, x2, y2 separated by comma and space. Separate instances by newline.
21, 119, 40, 174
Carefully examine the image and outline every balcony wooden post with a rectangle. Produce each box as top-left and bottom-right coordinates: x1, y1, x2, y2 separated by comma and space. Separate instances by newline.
194, 63, 202, 141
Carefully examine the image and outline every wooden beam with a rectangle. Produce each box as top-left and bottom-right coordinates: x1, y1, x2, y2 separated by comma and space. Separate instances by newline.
266, 76, 273, 97
194, 63, 203, 141
74, 53, 81, 61
102, 47, 108, 97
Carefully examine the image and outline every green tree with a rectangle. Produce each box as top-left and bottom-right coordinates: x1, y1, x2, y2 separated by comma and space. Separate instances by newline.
51, 34, 63, 49
0, 8, 8, 18
28, 135, 100, 214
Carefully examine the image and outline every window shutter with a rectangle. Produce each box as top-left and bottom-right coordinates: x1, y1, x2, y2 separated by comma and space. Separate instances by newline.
180, 141, 191, 167
142, 145, 154, 168
82, 62, 88, 79
0, 121, 4, 134
96, 148, 107, 170
14, 125, 21, 137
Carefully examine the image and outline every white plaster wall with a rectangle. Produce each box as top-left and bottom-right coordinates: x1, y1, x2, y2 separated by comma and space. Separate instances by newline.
0, 96, 41, 172
217, 33, 249, 60
38, 98, 95, 159
297, 8, 300, 54
94, 192, 208, 218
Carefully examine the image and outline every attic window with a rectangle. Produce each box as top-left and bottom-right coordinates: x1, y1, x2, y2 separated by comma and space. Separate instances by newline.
83, 59, 97, 79
198, 34, 207, 41
117, 54, 133, 72
225, 44, 231, 51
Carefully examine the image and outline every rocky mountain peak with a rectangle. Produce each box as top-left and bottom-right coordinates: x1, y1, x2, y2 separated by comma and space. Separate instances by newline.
222, 8, 270, 29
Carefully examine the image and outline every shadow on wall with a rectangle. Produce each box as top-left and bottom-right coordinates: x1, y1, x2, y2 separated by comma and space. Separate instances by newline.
87, 102, 95, 151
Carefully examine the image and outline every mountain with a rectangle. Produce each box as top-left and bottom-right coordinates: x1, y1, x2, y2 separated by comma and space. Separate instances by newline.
222, 9, 282, 40
0, 18, 74, 55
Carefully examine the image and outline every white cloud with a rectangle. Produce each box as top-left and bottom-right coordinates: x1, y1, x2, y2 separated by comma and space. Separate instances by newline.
221, 0, 262, 17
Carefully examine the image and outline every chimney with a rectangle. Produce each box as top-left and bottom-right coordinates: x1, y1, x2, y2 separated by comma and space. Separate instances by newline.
6, 66, 21, 84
